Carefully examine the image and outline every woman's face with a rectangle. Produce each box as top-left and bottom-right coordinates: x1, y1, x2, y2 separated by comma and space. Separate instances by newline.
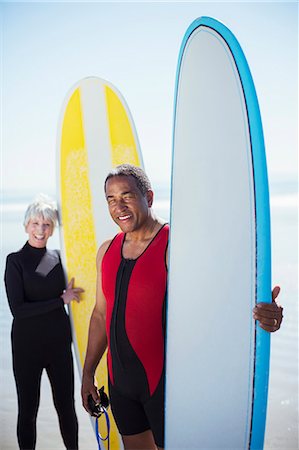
25, 215, 54, 248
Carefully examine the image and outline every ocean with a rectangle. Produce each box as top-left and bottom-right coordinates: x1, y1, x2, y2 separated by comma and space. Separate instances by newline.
0, 181, 297, 449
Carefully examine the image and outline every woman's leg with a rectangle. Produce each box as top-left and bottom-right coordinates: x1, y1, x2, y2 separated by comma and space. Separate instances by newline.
13, 349, 43, 449
46, 346, 78, 450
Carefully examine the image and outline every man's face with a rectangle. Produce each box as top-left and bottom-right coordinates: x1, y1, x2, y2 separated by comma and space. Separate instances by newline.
105, 175, 152, 233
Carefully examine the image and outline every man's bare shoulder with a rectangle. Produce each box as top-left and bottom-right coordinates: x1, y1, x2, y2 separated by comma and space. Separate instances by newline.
96, 239, 113, 267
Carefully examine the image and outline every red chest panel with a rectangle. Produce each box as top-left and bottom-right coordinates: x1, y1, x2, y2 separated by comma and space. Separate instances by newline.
102, 224, 169, 395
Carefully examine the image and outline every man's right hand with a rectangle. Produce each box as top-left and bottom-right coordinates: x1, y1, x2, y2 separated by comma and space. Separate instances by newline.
81, 373, 100, 414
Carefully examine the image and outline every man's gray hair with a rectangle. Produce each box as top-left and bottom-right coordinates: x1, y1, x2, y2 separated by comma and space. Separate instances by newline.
104, 164, 152, 196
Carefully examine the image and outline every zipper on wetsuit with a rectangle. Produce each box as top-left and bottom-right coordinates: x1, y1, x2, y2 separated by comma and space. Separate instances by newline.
112, 258, 127, 369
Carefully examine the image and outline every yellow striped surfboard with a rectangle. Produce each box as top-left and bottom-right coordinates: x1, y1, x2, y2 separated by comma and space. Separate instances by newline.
57, 76, 143, 449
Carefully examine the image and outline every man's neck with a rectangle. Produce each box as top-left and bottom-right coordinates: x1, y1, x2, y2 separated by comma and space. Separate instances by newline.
126, 214, 162, 242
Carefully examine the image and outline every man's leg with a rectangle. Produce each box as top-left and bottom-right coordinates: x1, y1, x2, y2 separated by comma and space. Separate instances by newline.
122, 429, 160, 450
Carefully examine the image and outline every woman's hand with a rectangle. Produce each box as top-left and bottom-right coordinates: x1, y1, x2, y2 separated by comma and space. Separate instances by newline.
61, 278, 84, 304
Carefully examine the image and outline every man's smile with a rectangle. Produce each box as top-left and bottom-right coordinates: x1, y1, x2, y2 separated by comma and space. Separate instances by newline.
118, 214, 132, 221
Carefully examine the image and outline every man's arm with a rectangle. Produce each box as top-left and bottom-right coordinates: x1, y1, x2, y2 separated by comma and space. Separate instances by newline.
81, 239, 111, 413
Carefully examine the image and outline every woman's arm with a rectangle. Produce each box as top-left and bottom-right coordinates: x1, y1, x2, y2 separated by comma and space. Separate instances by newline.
4, 254, 65, 319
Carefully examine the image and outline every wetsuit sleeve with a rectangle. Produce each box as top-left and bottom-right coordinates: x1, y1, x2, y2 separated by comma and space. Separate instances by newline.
4, 254, 65, 319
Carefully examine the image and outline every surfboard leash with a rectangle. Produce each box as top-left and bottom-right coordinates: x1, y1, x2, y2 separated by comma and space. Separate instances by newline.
88, 386, 111, 450
95, 407, 110, 450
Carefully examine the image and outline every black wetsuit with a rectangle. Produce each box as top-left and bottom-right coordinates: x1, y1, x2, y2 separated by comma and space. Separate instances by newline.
102, 224, 169, 447
4, 242, 78, 450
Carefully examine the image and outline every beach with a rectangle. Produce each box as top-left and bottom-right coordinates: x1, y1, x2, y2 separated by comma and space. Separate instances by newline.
0, 183, 298, 449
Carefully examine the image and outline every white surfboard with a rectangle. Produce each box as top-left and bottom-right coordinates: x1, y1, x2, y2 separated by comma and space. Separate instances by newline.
166, 17, 271, 449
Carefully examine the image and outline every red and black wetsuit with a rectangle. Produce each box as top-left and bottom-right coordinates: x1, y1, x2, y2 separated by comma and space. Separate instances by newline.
102, 224, 168, 447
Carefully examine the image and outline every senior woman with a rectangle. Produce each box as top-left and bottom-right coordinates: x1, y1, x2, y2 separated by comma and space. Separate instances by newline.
4, 194, 84, 450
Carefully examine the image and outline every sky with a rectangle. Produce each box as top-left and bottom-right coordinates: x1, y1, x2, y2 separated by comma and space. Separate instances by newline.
1, 1, 298, 195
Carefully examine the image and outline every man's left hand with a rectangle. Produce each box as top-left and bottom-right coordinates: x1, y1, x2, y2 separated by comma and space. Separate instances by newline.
253, 286, 283, 332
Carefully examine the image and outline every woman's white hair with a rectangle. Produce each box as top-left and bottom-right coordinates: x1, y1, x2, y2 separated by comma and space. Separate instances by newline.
23, 194, 58, 228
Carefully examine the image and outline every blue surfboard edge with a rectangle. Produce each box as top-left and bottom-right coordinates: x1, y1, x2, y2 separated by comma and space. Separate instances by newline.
170, 16, 272, 450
